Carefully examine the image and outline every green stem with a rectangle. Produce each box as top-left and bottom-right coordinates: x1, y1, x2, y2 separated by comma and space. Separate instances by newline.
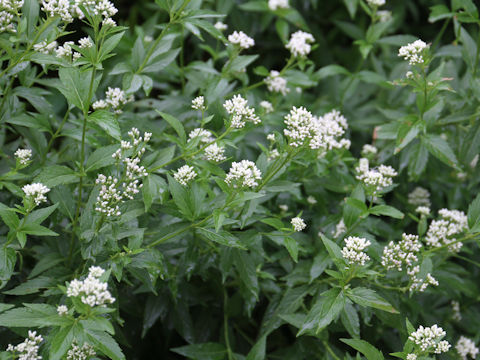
257, 148, 297, 191
322, 341, 341, 360
44, 108, 71, 163
474, 24, 480, 77
224, 288, 234, 360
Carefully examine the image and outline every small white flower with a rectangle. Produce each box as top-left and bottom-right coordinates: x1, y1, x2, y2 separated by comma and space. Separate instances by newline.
265, 70, 290, 96
55, 41, 74, 59
398, 39, 429, 65
408, 187, 431, 207
382, 233, 422, 272
406, 70, 414, 79
377, 10, 392, 22
6, 330, 43, 360
22, 183, 50, 206
225, 160, 262, 189
355, 158, 397, 194
204, 143, 226, 163
15, 148, 32, 165
456, 336, 479, 360
291, 217, 306, 232
78, 37, 93, 49
188, 128, 214, 143
33, 40, 57, 54
92, 99, 108, 110
286, 30, 315, 57
174, 165, 197, 186
279, 204, 288, 212
67, 266, 115, 307
268, 149, 280, 160
341, 236, 371, 266
192, 96, 206, 111
409, 325, 450, 354
267, 133, 276, 142
425, 209, 468, 252
416, 206, 430, 216
57, 305, 68, 316
307, 195, 317, 205
333, 219, 346, 238
67, 342, 96, 360
268, 0, 289, 10
42, 0, 73, 22
361, 144, 378, 156
224, 95, 260, 128
228, 30, 254, 49
105, 87, 129, 112
366, 0, 385, 6
214, 21, 228, 31
260, 101, 274, 114
406, 354, 416, 360
452, 300, 462, 321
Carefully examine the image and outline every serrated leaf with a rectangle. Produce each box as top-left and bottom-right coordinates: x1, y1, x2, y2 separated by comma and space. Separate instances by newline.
369, 205, 404, 219
197, 228, 246, 249
340, 338, 384, 360
347, 287, 398, 313
88, 110, 121, 140
171, 342, 226, 360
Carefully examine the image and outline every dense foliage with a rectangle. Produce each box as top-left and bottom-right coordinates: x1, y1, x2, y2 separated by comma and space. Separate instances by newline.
1, 0, 480, 359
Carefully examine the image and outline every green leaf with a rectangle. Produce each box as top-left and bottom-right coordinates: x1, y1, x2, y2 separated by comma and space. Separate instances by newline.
85, 329, 125, 360
284, 236, 298, 262
171, 343, 227, 360
315, 64, 350, 80
196, 228, 247, 249
28, 204, 58, 224
340, 338, 384, 360
167, 174, 193, 219
49, 325, 75, 360
343, 0, 358, 18
58, 68, 101, 111
88, 110, 121, 140
341, 302, 360, 339
468, 193, 480, 232
246, 336, 266, 360
0, 246, 16, 288
3, 276, 55, 295
319, 233, 343, 266
261, 217, 284, 230
297, 288, 345, 336
157, 111, 186, 143
0, 205, 19, 230
369, 205, 404, 219
35, 165, 79, 188
20, 223, 58, 237
233, 249, 259, 301
0, 304, 69, 327
347, 287, 398, 313
86, 145, 118, 172
98, 31, 125, 62
422, 134, 459, 169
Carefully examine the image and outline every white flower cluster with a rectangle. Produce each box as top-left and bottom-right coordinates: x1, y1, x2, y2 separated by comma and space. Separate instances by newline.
223, 95, 260, 129
377, 10, 392, 22
307, 195, 317, 205
6, 330, 43, 360
283, 107, 350, 151
57, 305, 68, 316
355, 158, 397, 194
22, 183, 50, 206
96, 128, 150, 217
78, 36, 93, 49
268, 0, 289, 10
204, 143, 226, 163
409, 270, 439, 293
67, 266, 115, 307
264, 70, 289, 96
406, 354, 416, 360
398, 39, 429, 65
416, 206, 430, 216
333, 218, 346, 238
260, 100, 274, 113
408, 325, 451, 354
41, 0, 118, 25
341, 236, 371, 266
452, 300, 462, 321
456, 336, 479, 360
408, 186, 431, 207
366, 0, 385, 6
228, 30, 254, 49
15, 148, 32, 165
67, 342, 96, 360
0, 0, 23, 32
425, 209, 468, 252
56, 41, 81, 61
174, 165, 197, 186
214, 21, 227, 31
361, 144, 378, 156
188, 128, 214, 143
93, 87, 132, 114
33, 40, 58, 54
192, 96, 206, 111
225, 160, 262, 189
382, 233, 422, 271
286, 31, 315, 57
291, 217, 306, 232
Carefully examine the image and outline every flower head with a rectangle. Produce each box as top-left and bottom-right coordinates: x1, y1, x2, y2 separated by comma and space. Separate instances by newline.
355, 158, 397, 194
22, 183, 50, 206
225, 160, 262, 189
286, 31, 315, 57
66, 266, 115, 307
192, 96, 206, 111
456, 336, 479, 360
398, 39, 429, 65
174, 165, 197, 186
67, 342, 96, 360
408, 186, 431, 207
223, 95, 260, 128
425, 209, 468, 252
291, 217, 306, 231
15, 148, 32, 165
264, 70, 289, 96
214, 21, 228, 31
341, 236, 371, 266
228, 31, 254, 49
57, 305, 68, 316
260, 101, 274, 114
366, 0, 385, 6
204, 143, 226, 163
6, 330, 43, 360
408, 325, 450, 354
268, 0, 289, 10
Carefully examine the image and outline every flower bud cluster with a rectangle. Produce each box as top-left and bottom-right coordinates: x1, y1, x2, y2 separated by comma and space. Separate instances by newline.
341, 236, 371, 266
286, 31, 315, 57
96, 128, 150, 217
93, 87, 133, 114
15, 148, 32, 165
224, 95, 260, 128
361, 144, 378, 156
291, 217, 306, 231
398, 39, 429, 65
265, 70, 289, 96
188, 128, 214, 144
67, 342, 96, 360
366, 0, 385, 6
409, 271, 439, 293
6, 330, 43, 360
0, 0, 23, 32
225, 160, 262, 189
66, 266, 115, 307
22, 183, 50, 206
192, 96, 206, 110
260, 101, 274, 113
332, 218, 346, 238
228, 31, 254, 49
42, 0, 118, 25
456, 336, 479, 360
425, 209, 468, 252
268, 0, 289, 10
408, 325, 451, 354
56, 41, 81, 61
382, 233, 422, 271
204, 143, 226, 163
408, 186, 431, 207
174, 165, 197, 186
355, 158, 397, 194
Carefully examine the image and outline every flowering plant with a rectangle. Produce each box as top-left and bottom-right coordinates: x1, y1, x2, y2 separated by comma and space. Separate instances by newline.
1, 0, 480, 359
